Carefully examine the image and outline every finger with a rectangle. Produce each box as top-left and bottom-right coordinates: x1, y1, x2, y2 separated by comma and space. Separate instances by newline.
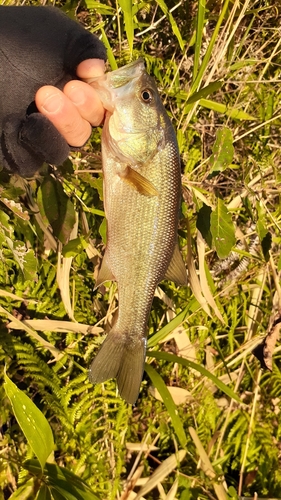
63, 80, 105, 126
35, 86, 92, 147
76, 58, 105, 79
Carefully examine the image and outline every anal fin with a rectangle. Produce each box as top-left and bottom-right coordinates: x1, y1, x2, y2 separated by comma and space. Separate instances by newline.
95, 254, 115, 289
165, 244, 187, 286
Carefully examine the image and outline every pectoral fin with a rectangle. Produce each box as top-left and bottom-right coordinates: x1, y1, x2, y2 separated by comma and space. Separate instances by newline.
118, 166, 159, 197
165, 244, 187, 286
95, 254, 115, 289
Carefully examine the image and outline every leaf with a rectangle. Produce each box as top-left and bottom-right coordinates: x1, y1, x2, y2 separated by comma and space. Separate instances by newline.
8, 478, 35, 499
4, 374, 54, 470
35, 484, 52, 500
0, 289, 36, 302
147, 351, 242, 403
147, 305, 189, 348
21, 248, 38, 281
196, 203, 212, 248
189, 427, 228, 500
99, 218, 107, 244
256, 200, 271, 259
256, 201, 267, 241
135, 450, 186, 499
23, 460, 101, 500
186, 217, 210, 316
210, 198, 236, 259
199, 98, 256, 120
50, 487, 78, 500
150, 385, 191, 405
37, 177, 57, 227
0, 185, 25, 200
0, 209, 11, 230
0, 305, 61, 360
49, 490, 66, 500
84, 0, 115, 14
197, 231, 225, 323
228, 485, 239, 499
186, 81, 223, 105
62, 237, 88, 258
91, 176, 104, 201
210, 127, 234, 173
144, 363, 187, 447
57, 250, 75, 321
119, 0, 134, 56
37, 177, 76, 244
166, 477, 179, 500
7, 318, 103, 336
253, 320, 281, 371
261, 232, 272, 260
5, 239, 37, 281
57, 217, 78, 320
172, 326, 197, 361
132, 2, 147, 16
0, 197, 30, 220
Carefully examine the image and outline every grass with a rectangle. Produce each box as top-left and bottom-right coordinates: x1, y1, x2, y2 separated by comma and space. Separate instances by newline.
1, 0, 281, 499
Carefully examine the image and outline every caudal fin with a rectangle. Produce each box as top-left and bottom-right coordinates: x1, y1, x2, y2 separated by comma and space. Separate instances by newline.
89, 332, 146, 405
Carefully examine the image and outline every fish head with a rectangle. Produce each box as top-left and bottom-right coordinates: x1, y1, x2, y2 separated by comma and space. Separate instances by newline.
88, 60, 170, 165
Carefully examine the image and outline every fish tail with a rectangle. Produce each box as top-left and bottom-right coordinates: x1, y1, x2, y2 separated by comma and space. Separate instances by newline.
89, 331, 146, 405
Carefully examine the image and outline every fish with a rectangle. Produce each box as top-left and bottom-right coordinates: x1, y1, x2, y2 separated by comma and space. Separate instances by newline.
87, 59, 187, 404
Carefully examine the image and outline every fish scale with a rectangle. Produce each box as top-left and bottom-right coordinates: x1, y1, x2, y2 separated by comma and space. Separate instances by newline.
88, 60, 187, 404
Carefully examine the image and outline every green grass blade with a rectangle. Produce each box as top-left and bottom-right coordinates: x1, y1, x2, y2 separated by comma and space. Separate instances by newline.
148, 297, 206, 348
199, 98, 257, 120
144, 363, 187, 447
229, 59, 258, 71
101, 28, 118, 70
4, 374, 54, 470
118, 0, 134, 57
147, 351, 242, 403
191, 0, 230, 94
193, 0, 206, 81
84, 1, 115, 14
147, 305, 189, 348
156, 0, 184, 50
186, 81, 223, 105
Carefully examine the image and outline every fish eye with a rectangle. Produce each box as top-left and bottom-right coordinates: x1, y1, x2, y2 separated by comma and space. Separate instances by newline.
141, 89, 153, 103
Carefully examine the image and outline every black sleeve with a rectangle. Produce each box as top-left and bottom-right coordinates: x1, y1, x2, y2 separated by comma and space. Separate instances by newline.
0, 6, 107, 177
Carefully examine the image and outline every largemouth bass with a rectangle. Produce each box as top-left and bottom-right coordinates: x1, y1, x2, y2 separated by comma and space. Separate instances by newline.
88, 60, 187, 404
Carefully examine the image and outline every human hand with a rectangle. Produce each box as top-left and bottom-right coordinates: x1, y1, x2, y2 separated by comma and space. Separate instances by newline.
35, 58, 105, 148
0, 6, 106, 177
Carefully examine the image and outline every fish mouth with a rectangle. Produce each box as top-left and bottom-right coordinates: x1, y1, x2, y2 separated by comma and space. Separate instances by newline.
105, 59, 145, 88
86, 59, 146, 112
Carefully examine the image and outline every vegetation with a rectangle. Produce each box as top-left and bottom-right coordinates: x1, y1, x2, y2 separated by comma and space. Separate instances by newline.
0, 0, 281, 498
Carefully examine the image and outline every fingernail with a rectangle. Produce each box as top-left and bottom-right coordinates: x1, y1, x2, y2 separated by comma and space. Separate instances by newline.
42, 93, 63, 113
68, 88, 85, 106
